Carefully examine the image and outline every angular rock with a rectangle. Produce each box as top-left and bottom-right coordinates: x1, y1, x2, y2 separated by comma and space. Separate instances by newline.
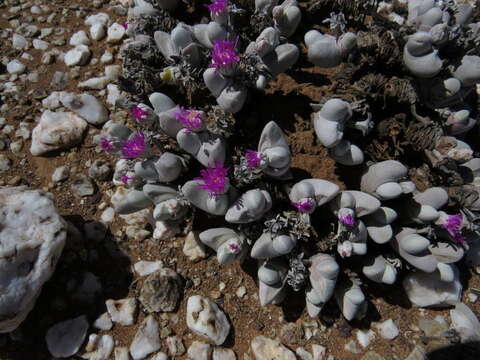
183, 231, 208, 262
60, 93, 109, 125
139, 268, 183, 313
106, 298, 137, 326
129, 316, 161, 360
0, 187, 66, 332
30, 111, 88, 156
251, 336, 296, 360
187, 341, 212, 360
83, 334, 114, 360
186, 295, 231, 345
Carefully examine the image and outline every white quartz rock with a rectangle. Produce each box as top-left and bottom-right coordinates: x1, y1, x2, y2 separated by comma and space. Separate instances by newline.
133, 260, 163, 276
0, 187, 67, 333
82, 334, 114, 360
93, 312, 112, 331
356, 329, 375, 348
403, 266, 462, 308
42, 91, 65, 110
6, 59, 26, 74
129, 316, 161, 360
85, 13, 110, 26
60, 93, 109, 125
186, 295, 231, 345
64, 45, 91, 66
90, 23, 107, 41
251, 336, 296, 360
30, 110, 88, 156
70, 30, 91, 46
33, 39, 49, 50
373, 319, 399, 340
107, 23, 126, 43
106, 298, 137, 326
46, 316, 89, 358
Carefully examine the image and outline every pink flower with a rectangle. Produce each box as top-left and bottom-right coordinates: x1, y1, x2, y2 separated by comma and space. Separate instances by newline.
205, 0, 228, 15
120, 175, 134, 185
175, 107, 204, 133
339, 214, 356, 227
292, 198, 316, 213
245, 150, 263, 169
100, 137, 114, 152
441, 213, 465, 244
195, 162, 229, 197
210, 39, 240, 72
120, 132, 147, 159
228, 242, 241, 254
130, 106, 148, 122
122, 22, 129, 29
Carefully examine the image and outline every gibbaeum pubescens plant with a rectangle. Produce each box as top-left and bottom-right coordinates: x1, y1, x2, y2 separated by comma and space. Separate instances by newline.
97, 0, 480, 325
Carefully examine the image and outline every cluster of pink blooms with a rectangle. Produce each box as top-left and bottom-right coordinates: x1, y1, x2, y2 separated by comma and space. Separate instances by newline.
245, 150, 264, 169
175, 107, 204, 133
100, 133, 147, 159
120, 133, 147, 159
205, 0, 228, 15
130, 105, 149, 122
292, 198, 316, 213
195, 162, 229, 197
228, 243, 241, 254
339, 214, 356, 227
210, 39, 240, 72
441, 213, 465, 244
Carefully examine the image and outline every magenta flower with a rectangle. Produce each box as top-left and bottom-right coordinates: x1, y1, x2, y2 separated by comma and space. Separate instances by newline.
228, 242, 241, 254
120, 175, 134, 185
175, 107, 204, 133
130, 106, 148, 122
441, 213, 465, 244
120, 132, 147, 159
245, 150, 263, 169
210, 39, 240, 72
339, 214, 356, 227
205, 0, 228, 15
100, 137, 114, 152
122, 22, 129, 29
195, 162, 229, 197
292, 198, 316, 213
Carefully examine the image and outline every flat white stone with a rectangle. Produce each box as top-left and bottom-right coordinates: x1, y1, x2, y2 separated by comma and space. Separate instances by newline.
129, 316, 160, 360
93, 312, 112, 331
106, 298, 137, 326
373, 319, 399, 340
85, 13, 110, 26
356, 329, 375, 348
186, 296, 231, 345
90, 23, 106, 41
60, 92, 109, 125
12, 33, 27, 49
0, 187, 67, 332
70, 30, 91, 46
30, 110, 87, 155
251, 336, 296, 360
64, 45, 91, 67
46, 316, 89, 358
114, 347, 130, 360
107, 23, 126, 43
82, 334, 114, 360
6, 60, 26, 74
101, 50, 114, 64
33, 39, 49, 50
133, 260, 163, 276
